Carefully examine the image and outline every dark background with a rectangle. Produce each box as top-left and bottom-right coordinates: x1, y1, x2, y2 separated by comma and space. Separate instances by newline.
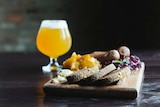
65, 0, 160, 52
0, 0, 160, 52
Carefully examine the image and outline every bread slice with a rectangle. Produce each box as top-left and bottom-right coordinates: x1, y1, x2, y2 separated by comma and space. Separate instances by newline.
81, 64, 116, 85
95, 67, 131, 86
66, 66, 99, 84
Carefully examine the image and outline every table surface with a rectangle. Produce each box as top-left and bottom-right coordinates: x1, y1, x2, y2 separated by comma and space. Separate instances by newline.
0, 50, 160, 107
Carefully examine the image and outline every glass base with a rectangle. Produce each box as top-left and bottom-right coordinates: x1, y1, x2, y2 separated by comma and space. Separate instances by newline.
42, 65, 52, 73
42, 58, 62, 73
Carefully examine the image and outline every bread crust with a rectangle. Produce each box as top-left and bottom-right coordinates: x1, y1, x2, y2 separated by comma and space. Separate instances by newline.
95, 67, 131, 86
81, 64, 116, 85
66, 66, 99, 84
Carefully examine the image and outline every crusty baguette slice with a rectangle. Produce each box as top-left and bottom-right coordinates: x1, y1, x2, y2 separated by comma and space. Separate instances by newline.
66, 66, 99, 84
95, 66, 131, 86
82, 64, 116, 85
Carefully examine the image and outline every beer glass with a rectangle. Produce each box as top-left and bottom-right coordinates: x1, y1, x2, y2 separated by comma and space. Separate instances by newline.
36, 20, 72, 72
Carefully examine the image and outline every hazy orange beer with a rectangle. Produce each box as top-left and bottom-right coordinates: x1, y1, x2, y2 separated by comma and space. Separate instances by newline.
36, 20, 72, 72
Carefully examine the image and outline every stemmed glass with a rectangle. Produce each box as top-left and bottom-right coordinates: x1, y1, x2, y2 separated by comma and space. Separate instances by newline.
36, 20, 72, 73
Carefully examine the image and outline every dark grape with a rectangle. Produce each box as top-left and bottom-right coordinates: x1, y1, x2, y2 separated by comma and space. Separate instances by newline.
102, 55, 141, 71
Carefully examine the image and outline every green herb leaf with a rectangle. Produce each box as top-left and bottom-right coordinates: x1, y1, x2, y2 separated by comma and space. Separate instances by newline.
112, 60, 123, 64
112, 58, 129, 64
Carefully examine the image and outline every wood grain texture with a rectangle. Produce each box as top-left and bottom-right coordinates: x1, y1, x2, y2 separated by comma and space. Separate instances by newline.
43, 62, 145, 99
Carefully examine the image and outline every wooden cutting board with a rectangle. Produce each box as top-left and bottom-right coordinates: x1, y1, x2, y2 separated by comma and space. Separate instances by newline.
43, 62, 145, 99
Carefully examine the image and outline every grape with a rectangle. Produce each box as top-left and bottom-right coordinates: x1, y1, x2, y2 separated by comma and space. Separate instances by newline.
103, 55, 141, 71
128, 55, 141, 71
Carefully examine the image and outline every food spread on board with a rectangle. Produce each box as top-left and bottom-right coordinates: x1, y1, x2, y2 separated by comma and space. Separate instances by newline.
50, 46, 142, 86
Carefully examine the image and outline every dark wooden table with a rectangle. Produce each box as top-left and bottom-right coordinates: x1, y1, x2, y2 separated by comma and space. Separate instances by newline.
0, 51, 160, 107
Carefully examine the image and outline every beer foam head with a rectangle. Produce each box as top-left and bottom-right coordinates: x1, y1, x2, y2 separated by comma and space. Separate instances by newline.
40, 20, 68, 28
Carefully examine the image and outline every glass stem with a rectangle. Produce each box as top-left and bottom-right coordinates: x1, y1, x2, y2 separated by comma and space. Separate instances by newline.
42, 58, 62, 74
50, 58, 62, 71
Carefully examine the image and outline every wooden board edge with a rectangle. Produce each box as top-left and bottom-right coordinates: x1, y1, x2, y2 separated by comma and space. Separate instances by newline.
135, 62, 145, 97
43, 62, 145, 99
